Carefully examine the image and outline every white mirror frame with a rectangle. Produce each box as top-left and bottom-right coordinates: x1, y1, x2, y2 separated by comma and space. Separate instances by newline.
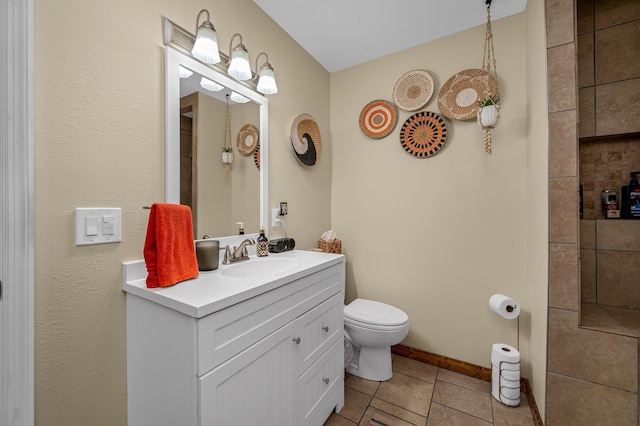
164, 46, 269, 233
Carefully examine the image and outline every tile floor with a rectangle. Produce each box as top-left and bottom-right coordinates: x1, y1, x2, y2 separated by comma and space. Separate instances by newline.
324, 355, 535, 426
581, 303, 640, 337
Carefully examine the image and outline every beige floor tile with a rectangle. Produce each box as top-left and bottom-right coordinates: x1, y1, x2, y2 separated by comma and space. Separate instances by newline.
358, 407, 420, 426
436, 369, 491, 393
601, 305, 640, 336
426, 403, 492, 426
581, 303, 632, 335
370, 398, 427, 425
491, 392, 533, 419
492, 407, 535, 426
392, 356, 438, 383
432, 380, 493, 422
375, 372, 434, 417
338, 386, 373, 423
346, 373, 380, 396
324, 412, 358, 425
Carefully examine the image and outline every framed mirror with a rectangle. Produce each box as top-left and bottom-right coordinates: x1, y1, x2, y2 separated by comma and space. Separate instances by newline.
165, 45, 269, 238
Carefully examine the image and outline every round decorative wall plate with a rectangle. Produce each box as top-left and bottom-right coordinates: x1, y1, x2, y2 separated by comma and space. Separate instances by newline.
290, 113, 322, 166
437, 68, 498, 121
253, 143, 260, 169
399, 111, 448, 158
359, 99, 398, 139
392, 69, 435, 111
236, 124, 259, 155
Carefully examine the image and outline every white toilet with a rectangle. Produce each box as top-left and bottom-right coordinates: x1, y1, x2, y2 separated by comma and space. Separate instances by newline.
344, 298, 409, 381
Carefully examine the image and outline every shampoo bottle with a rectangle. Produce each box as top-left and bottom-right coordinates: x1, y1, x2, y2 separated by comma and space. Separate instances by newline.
629, 171, 640, 219
256, 227, 269, 257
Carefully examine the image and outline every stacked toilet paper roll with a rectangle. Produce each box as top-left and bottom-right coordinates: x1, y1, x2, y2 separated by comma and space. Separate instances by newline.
491, 343, 520, 406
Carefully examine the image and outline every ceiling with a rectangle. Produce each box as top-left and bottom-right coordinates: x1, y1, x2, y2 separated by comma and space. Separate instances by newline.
252, 0, 528, 73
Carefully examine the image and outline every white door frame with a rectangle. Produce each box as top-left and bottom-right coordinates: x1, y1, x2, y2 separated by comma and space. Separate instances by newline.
1, 0, 35, 425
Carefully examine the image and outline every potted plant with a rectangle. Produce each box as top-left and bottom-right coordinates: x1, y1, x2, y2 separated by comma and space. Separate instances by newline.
477, 94, 500, 128
222, 146, 234, 164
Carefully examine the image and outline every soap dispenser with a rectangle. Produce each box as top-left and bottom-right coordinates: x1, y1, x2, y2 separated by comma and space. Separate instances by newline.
236, 222, 245, 235
256, 226, 269, 257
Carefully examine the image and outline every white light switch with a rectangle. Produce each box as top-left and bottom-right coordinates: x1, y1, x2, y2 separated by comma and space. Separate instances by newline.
85, 216, 98, 236
75, 208, 122, 246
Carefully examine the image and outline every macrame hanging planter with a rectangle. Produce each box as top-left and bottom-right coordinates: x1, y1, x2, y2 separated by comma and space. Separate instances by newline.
477, 0, 501, 155
222, 94, 234, 177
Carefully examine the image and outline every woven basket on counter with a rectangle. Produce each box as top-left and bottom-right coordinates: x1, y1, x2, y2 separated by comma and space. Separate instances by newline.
318, 239, 342, 254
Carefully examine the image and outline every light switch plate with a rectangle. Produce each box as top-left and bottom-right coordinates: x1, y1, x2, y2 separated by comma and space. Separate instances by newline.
75, 208, 122, 246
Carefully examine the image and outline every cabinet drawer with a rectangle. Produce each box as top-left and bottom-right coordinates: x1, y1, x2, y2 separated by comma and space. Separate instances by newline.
197, 263, 344, 375
296, 292, 343, 374
298, 338, 344, 425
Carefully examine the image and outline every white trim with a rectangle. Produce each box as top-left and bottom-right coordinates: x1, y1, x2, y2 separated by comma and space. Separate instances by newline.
1, 0, 35, 425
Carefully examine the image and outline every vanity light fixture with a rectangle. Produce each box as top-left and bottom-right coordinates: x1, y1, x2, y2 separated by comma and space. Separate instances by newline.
254, 52, 278, 95
230, 91, 250, 104
178, 65, 193, 79
164, 15, 278, 95
227, 34, 252, 81
191, 9, 221, 65
200, 77, 224, 92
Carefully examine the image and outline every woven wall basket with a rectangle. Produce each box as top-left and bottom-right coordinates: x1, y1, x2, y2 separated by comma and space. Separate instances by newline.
253, 143, 260, 170
399, 111, 448, 158
236, 124, 259, 155
437, 69, 498, 121
359, 99, 398, 139
393, 69, 435, 111
290, 113, 322, 166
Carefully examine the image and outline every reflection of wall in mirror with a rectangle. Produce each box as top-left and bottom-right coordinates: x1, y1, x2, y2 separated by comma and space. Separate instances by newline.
196, 93, 260, 237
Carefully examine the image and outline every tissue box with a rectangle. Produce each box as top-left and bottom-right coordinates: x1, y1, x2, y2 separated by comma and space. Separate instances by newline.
318, 239, 342, 254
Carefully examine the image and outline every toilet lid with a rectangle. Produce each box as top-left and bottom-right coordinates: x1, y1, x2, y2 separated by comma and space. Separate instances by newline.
344, 298, 408, 327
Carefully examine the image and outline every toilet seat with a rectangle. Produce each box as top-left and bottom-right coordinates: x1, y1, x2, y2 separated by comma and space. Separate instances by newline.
344, 298, 409, 328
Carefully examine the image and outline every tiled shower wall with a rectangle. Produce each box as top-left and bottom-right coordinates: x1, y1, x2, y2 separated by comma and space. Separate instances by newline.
580, 138, 640, 309
546, 0, 639, 423
581, 219, 640, 308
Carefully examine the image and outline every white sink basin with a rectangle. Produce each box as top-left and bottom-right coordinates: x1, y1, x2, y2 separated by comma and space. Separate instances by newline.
221, 257, 300, 278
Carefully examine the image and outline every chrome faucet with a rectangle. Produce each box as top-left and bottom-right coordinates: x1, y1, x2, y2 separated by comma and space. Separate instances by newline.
222, 238, 255, 264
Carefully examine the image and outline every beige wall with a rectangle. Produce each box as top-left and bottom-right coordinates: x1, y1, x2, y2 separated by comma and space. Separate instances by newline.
34, 0, 330, 424
34, 0, 550, 423
523, 0, 550, 416
330, 2, 549, 408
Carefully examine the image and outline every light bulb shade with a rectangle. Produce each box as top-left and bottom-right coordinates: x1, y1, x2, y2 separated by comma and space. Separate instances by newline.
230, 91, 250, 103
257, 66, 278, 95
179, 66, 193, 79
191, 24, 221, 64
228, 46, 252, 80
200, 77, 223, 92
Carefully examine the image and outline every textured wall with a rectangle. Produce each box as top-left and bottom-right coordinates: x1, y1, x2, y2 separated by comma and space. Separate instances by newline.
330, 6, 549, 397
33, 0, 330, 424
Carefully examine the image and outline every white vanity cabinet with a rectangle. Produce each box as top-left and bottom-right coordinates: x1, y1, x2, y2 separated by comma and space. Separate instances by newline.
123, 251, 345, 426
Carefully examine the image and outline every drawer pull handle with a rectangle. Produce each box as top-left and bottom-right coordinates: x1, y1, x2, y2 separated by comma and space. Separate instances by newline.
292, 337, 301, 344
322, 326, 329, 332
322, 377, 330, 384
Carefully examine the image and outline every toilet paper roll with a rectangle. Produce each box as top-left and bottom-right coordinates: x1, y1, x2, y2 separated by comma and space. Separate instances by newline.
489, 294, 520, 319
500, 368, 520, 381
500, 385, 521, 401
491, 343, 520, 365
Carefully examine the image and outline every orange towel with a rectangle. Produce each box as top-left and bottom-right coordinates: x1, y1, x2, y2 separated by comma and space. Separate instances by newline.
143, 203, 199, 288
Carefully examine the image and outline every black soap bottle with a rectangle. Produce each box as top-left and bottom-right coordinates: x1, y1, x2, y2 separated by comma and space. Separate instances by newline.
256, 227, 269, 257
629, 171, 640, 219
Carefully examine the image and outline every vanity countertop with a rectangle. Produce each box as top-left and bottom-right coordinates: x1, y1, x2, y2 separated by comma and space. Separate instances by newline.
122, 249, 345, 318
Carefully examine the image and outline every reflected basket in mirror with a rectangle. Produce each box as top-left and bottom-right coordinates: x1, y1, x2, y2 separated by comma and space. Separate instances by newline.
318, 239, 342, 254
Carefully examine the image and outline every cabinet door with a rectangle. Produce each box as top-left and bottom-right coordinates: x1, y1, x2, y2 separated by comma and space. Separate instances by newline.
296, 292, 343, 375
199, 321, 296, 426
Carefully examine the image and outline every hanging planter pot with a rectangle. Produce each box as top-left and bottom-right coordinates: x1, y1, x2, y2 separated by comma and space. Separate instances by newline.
479, 104, 499, 127
222, 149, 234, 164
